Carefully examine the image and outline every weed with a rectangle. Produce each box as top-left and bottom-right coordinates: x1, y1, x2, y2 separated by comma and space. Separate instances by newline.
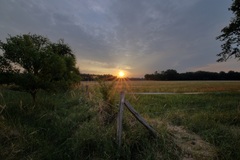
97, 80, 118, 125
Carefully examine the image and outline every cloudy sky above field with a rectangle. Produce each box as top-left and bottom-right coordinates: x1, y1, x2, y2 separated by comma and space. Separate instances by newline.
0, 0, 239, 77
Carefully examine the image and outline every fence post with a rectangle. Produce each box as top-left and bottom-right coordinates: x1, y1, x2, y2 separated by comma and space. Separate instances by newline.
117, 91, 125, 148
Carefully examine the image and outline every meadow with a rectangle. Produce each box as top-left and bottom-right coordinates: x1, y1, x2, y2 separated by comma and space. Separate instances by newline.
1, 80, 240, 159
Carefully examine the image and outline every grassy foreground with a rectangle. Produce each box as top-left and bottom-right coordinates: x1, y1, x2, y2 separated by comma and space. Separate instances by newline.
1, 81, 240, 159
0, 87, 179, 160
128, 93, 240, 159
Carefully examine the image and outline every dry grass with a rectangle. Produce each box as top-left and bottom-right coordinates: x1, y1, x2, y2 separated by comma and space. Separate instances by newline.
82, 80, 240, 93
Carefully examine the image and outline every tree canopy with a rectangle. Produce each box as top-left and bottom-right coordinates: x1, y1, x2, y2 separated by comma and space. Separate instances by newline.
145, 69, 240, 81
216, 0, 240, 62
0, 34, 80, 101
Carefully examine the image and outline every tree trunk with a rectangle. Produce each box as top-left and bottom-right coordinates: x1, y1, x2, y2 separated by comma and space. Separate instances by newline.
30, 90, 37, 103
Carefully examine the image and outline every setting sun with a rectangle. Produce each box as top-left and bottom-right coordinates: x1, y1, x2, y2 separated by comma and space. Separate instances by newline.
118, 71, 125, 78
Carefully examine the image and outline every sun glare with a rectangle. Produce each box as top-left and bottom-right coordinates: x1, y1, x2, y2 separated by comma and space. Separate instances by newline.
118, 71, 125, 78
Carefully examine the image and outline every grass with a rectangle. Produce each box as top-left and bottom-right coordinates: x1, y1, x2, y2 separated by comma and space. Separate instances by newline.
127, 92, 240, 159
0, 89, 96, 159
0, 86, 179, 159
1, 80, 240, 159
82, 80, 240, 93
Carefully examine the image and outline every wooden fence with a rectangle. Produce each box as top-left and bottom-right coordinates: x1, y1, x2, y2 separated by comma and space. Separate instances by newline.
117, 91, 158, 147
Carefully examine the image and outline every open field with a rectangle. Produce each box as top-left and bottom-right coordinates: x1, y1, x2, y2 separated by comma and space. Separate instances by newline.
82, 80, 240, 93
1, 80, 240, 159
84, 80, 240, 159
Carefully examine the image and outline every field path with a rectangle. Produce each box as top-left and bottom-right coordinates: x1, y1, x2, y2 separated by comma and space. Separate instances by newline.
150, 119, 217, 160
167, 124, 217, 160
129, 92, 204, 95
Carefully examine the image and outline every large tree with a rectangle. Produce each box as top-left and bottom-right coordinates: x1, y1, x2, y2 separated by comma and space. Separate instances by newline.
216, 0, 240, 62
0, 34, 80, 101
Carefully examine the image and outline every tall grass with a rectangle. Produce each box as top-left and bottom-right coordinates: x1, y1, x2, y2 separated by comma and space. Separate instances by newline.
129, 93, 240, 159
97, 80, 118, 124
0, 87, 180, 159
0, 89, 95, 159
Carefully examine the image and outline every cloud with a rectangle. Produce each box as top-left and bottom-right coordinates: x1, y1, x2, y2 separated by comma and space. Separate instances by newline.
0, 0, 235, 77
189, 59, 240, 73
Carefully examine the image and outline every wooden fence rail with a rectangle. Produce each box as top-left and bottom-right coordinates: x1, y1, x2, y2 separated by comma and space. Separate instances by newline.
117, 91, 158, 147
124, 100, 158, 137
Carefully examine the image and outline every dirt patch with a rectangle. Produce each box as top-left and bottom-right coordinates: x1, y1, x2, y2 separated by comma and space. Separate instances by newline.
149, 119, 217, 160
167, 124, 217, 160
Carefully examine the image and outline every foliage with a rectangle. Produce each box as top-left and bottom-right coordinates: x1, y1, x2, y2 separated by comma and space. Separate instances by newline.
216, 0, 240, 62
145, 69, 240, 80
80, 73, 116, 81
97, 80, 117, 124
0, 34, 80, 101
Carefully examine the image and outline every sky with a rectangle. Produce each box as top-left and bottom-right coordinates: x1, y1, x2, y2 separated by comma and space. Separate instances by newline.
0, 0, 239, 77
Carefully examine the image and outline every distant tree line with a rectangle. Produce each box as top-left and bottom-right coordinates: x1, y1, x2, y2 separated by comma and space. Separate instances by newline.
80, 74, 117, 81
144, 69, 240, 80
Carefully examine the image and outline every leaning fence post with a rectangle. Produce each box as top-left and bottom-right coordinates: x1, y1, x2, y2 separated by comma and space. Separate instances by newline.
117, 91, 125, 148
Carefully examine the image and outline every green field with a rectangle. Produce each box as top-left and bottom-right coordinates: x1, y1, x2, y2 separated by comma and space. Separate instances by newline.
1, 81, 240, 159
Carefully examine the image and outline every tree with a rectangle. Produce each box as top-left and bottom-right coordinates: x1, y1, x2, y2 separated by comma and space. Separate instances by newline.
216, 0, 240, 62
0, 34, 80, 101
163, 69, 179, 80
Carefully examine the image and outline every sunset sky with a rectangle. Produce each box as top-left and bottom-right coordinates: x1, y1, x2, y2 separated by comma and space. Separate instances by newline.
0, 0, 239, 77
